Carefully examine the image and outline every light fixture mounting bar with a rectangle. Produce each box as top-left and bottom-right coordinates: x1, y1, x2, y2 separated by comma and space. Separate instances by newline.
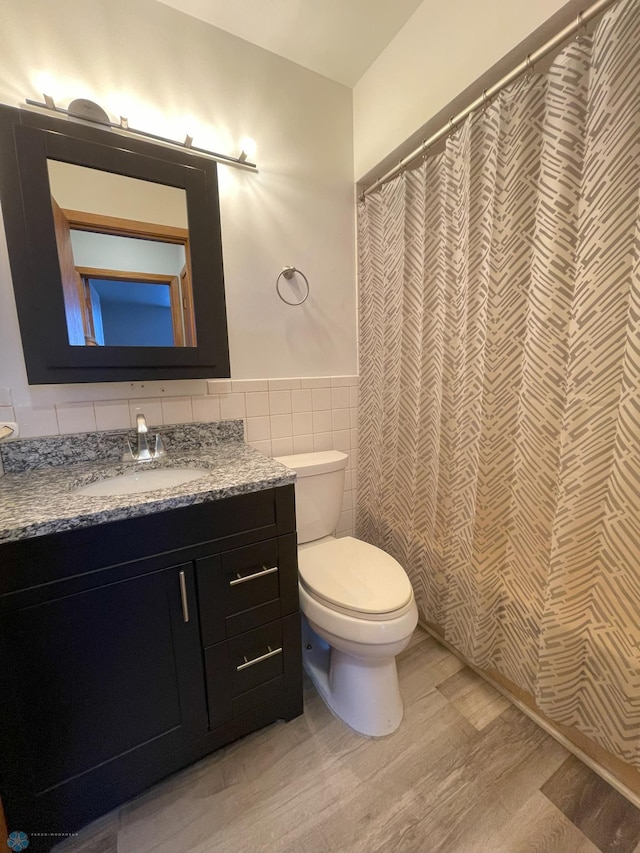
24, 97, 257, 171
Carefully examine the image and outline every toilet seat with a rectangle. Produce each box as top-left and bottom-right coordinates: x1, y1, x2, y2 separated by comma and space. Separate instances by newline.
298, 536, 414, 621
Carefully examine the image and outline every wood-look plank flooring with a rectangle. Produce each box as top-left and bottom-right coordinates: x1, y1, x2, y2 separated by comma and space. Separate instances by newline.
54, 628, 640, 853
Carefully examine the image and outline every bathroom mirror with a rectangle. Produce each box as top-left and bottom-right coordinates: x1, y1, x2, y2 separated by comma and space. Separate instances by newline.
0, 104, 230, 384
47, 161, 196, 349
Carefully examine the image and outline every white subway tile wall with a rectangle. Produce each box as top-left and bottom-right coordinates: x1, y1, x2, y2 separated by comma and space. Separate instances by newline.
161, 397, 194, 425
94, 400, 131, 431
13, 406, 59, 438
0, 406, 16, 422
245, 392, 270, 417
191, 396, 221, 423
53, 402, 97, 435
6, 376, 359, 536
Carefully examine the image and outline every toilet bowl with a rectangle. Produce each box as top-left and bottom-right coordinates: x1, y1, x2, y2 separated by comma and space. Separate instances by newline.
274, 451, 418, 737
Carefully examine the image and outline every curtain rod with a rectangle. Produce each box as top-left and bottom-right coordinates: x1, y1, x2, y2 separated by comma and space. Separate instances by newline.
361, 0, 619, 200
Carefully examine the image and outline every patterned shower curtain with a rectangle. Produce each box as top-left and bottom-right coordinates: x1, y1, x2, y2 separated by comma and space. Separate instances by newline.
357, 0, 640, 768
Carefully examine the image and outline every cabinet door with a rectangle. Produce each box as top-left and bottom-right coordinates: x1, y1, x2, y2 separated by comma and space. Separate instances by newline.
0, 563, 207, 829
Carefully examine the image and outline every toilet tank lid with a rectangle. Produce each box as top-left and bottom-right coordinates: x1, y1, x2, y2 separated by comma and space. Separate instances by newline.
274, 450, 347, 478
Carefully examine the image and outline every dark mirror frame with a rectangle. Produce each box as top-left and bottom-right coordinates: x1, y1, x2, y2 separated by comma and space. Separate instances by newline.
0, 104, 230, 384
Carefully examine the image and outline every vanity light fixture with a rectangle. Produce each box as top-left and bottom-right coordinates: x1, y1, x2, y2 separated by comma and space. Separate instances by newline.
25, 94, 258, 172
239, 136, 257, 163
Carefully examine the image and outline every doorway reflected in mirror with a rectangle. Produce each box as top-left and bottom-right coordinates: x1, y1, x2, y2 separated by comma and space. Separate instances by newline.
47, 160, 196, 348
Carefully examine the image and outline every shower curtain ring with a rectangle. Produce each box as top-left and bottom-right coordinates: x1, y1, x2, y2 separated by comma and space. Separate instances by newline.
482, 89, 490, 112
448, 118, 457, 138
576, 11, 588, 43
525, 54, 534, 80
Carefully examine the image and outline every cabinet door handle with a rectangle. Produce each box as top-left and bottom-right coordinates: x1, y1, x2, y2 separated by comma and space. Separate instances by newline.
229, 565, 278, 586
179, 570, 190, 623
236, 645, 283, 671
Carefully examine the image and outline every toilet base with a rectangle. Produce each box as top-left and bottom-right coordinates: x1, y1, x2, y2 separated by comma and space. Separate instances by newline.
302, 616, 404, 737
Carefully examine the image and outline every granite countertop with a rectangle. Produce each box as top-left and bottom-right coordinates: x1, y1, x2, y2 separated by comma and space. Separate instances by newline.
0, 422, 295, 543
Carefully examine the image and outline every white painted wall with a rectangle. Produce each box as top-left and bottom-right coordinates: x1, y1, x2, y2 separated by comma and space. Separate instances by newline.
0, 0, 356, 411
0, 0, 588, 441
353, 0, 580, 180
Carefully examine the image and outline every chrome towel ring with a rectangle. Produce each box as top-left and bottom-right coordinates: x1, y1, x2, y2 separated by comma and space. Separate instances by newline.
276, 266, 310, 306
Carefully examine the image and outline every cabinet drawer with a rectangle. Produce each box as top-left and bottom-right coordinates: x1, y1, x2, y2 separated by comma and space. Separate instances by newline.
223, 539, 280, 615
229, 620, 284, 694
197, 534, 298, 645
204, 614, 301, 730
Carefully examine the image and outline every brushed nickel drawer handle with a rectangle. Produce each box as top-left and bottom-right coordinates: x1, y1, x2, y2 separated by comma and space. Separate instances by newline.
229, 565, 278, 586
236, 645, 283, 671
179, 570, 190, 623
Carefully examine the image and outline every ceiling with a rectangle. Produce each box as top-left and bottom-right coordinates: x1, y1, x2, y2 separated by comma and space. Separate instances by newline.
153, 0, 425, 87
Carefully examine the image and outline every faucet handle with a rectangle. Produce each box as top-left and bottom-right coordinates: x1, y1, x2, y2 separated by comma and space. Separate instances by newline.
154, 433, 167, 459
123, 438, 137, 461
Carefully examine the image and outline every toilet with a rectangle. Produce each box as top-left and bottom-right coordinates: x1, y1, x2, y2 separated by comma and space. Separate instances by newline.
274, 450, 418, 737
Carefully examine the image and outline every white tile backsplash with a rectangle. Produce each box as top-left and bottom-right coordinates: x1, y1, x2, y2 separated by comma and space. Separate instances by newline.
268, 378, 302, 391
292, 412, 313, 435
302, 377, 331, 388
161, 397, 194, 425
129, 399, 163, 426
331, 376, 358, 387
55, 402, 97, 434
333, 429, 351, 451
94, 400, 131, 431
331, 408, 350, 431
270, 413, 293, 439
268, 390, 292, 414
331, 387, 350, 409
192, 396, 222, 423
246, 416, 271, 442
313, 432, 333, 451
248, 438, 272, 455
293, 434, 314, 454
9, 374, 359, 536
14, 405, 59, 438
292, 389, 312, 412
271, 436, 294, 456
312, 389, 332, 411
0, 406, 16, 422
232, 379, 269, 393
219, 393, 246, 419
312, 410, 332, 433
336, 509, 354, 535
207, 379, 231, 395
245, 392, 270, 417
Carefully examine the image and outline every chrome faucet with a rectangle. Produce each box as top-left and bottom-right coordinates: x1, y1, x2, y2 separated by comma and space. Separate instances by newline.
134, 413, 152, 461
124, 413, 167, 462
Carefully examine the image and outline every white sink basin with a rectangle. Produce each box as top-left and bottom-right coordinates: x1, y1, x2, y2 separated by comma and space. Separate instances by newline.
76, 468, 207, 497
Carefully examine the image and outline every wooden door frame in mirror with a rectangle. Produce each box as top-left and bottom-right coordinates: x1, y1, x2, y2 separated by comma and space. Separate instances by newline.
0, 104, 230, 384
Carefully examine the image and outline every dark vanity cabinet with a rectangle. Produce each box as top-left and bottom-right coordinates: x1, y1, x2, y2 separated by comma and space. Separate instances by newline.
0, 486, 302, 848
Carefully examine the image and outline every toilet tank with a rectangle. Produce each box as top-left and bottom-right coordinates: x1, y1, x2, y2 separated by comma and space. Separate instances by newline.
273, 451, 347, 544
